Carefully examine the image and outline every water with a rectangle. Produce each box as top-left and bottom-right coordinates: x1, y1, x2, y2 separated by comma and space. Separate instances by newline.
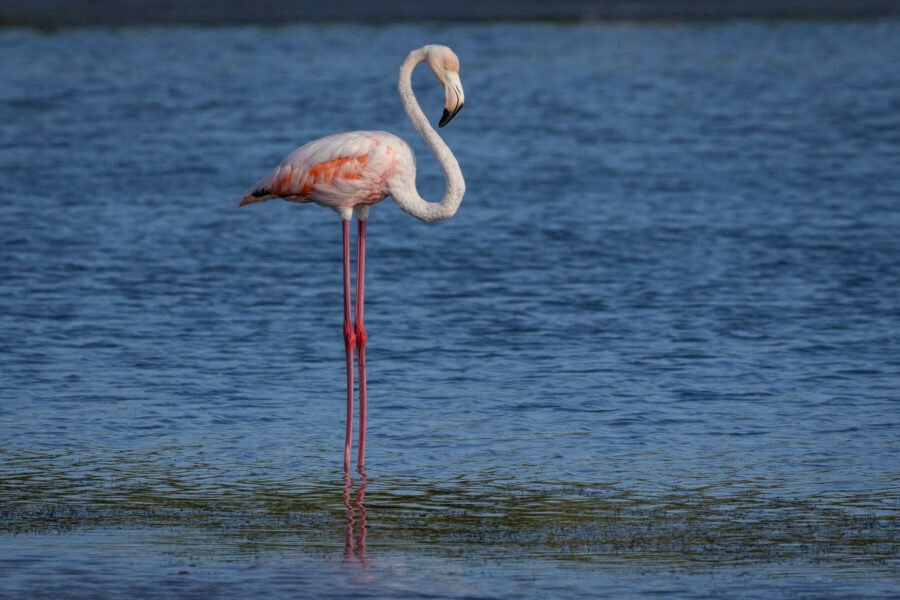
1, 21, 899, 598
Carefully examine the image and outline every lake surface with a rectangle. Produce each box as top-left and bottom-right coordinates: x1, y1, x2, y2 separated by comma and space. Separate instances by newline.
1, 21, 899, 598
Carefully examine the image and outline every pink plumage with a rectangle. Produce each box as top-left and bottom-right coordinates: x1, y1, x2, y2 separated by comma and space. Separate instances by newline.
239, 131, 407, 211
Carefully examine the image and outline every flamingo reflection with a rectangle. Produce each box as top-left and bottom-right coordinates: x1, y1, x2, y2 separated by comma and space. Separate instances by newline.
343, 468, 368, 563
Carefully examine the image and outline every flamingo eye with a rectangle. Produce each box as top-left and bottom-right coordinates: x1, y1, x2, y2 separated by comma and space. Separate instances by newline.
444, 55, 460, 73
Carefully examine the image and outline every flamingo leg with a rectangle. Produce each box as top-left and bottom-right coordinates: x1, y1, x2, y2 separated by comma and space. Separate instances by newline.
354, 468, 369, 560
342, 219, 356, 471
355, 219, 369, 468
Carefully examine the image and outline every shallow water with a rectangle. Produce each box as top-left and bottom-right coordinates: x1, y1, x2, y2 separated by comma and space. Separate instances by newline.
1, 21, 899, 598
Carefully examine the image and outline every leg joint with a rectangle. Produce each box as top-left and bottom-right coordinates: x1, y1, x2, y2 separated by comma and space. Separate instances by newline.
343, 321, 357, 347
355, 322, 368, 346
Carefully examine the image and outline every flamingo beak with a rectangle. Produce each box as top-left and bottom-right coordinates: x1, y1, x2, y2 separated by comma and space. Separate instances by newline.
439, 71, 464, 128
439, 104, 463, 128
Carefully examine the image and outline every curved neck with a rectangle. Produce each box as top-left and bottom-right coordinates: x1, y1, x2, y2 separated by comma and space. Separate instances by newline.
392, 49, 465, 223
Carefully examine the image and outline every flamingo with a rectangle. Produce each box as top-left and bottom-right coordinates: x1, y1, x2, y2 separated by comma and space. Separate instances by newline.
239, 45, 466, 471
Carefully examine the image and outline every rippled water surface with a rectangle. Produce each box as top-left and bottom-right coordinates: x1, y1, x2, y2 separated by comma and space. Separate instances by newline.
1, 21, 899, 598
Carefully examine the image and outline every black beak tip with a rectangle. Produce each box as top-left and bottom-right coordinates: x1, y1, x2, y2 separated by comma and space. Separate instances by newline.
439, 104, 464, 128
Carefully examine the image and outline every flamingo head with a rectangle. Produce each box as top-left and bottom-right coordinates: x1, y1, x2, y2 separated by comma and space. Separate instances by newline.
422, 45, 465, 128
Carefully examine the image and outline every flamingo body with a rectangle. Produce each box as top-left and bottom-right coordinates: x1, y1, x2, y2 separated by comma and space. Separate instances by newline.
239, 131, 413, 218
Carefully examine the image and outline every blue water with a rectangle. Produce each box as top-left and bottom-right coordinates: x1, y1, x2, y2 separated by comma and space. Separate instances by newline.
1, 21, 899, 598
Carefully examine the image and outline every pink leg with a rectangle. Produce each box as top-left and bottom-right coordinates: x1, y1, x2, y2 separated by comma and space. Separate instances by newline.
342, 220, 356, 471
355, 219, 369, 468
354, 468, 368, 560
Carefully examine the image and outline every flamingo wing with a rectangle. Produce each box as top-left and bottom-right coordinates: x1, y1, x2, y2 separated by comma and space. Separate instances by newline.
239, 132, 401, 208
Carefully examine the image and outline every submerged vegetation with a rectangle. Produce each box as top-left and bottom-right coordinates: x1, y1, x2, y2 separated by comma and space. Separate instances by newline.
2, 450, 897, 571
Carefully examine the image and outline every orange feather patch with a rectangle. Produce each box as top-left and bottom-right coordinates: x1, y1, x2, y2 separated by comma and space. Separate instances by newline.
276, 154, 370, 196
